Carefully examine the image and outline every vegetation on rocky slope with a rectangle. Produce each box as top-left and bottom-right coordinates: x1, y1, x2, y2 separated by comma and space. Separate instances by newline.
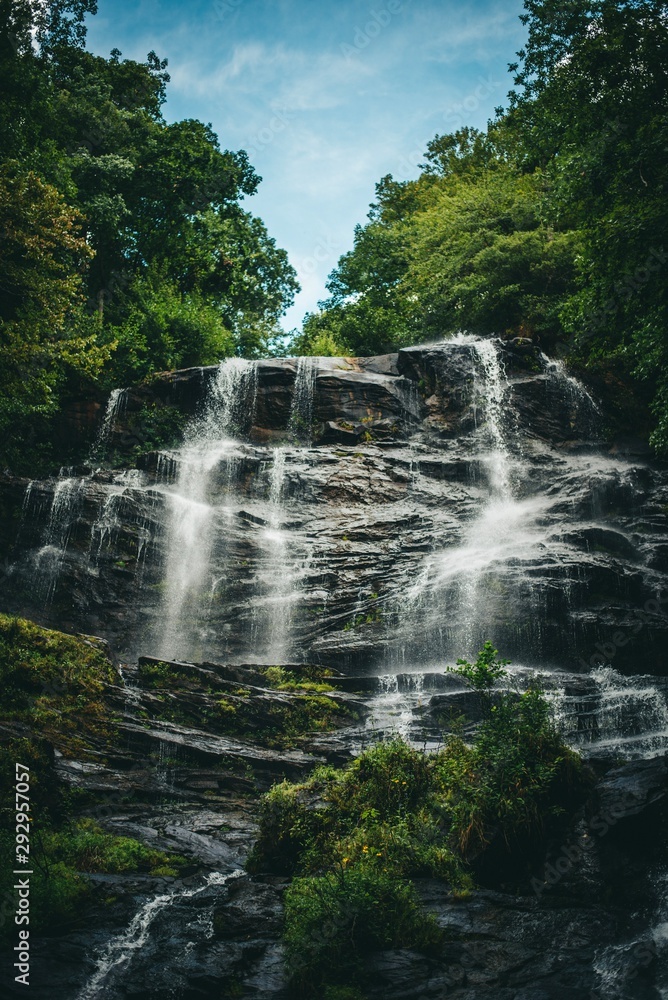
0, 613, 117, 753
0, 617, 188, 938
250, 645, 585, 996
136, 658, 357, 749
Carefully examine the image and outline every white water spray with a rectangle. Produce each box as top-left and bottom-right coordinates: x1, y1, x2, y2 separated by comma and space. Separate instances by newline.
77, 869, 242, 1000
156, 359, 257, 660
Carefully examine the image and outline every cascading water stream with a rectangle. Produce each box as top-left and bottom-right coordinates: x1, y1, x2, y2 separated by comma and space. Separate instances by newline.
548, 666, 668, 759
91, 388, 128, 461
288, 355, 316, 444
257, 357, 318, 658
77, 869, 242, 1000
154, 354, 318, 662
156, 359, 257, 661
400, 334, 609, 667
403, 335, 529, 660
260, 446, 292, 659
30, 476, 86, 604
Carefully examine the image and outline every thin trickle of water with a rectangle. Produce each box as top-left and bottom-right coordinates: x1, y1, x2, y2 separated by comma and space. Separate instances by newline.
88, 491, 124, 568
261, 447, 293, 659
32, 477, 86, 604
77, 870, 242, 1000
92, 388, 128, 460
269, 447, 286, 517
471, 338, 514, 499
542, 353, 600, 438
155, 452, 177, 485
288, 356, 316, 444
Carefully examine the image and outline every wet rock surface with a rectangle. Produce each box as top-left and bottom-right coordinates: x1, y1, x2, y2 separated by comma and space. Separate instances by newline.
2, 337, 668, 997
6, 706, 667, 999
1, 339, 667, 675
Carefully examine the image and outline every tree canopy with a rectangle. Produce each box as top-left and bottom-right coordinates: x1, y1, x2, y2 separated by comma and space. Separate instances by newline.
0, 0, 298, 469
291, 0, 668, 451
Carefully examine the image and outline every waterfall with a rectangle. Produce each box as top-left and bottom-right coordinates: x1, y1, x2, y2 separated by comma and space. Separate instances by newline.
92, 388, 128, 460
364, 672, 428, 742
548, 667, 668, 758
31, 477, 86, 604
288, 356, 316, 444
8, 336, 668, 766
260, 447, 293, 659
155, 359, 257, 661
542, 353, 600, 438
470, 337, 514, 499
77, 870, 242, 999
403, 336, 533, 660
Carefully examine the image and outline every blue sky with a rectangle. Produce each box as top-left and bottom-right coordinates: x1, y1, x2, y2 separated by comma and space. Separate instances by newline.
86, 0, 527, 331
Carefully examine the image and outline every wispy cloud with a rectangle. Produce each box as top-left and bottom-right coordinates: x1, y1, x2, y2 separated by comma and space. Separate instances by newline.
85, 0, 527, 329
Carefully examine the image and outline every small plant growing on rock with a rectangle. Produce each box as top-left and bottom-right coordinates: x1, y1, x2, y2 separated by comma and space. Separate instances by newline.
250, 645, 585, 997
447, 640, 509, 709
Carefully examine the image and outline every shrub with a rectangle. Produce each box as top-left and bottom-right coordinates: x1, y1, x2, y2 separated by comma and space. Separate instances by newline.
45, 818, 188, 875
251, 644, 585, 995
284, 867, 441, 994
0, 615, 116, 752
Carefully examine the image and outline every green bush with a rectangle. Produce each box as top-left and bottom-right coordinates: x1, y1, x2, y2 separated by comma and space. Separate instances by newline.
285, 867, 441, 994
44, 818, 188, 875
0, 615, 116, 754
251, 645, 585, 994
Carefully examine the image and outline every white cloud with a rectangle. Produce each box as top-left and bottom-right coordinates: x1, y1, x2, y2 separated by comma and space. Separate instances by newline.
85, 0, 527, 331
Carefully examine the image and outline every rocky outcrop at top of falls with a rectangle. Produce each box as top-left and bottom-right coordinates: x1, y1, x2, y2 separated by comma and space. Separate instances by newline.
0, 334, 667, 675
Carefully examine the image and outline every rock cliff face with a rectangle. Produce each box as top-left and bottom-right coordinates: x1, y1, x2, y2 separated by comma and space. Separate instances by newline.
2, 335, 668, 999
1, 336, 667, 678
6, 649, 668, 1000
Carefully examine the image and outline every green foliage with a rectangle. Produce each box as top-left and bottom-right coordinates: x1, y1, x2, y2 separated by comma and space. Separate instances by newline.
0, 165, 111, 470
108, 268, 235, 384
447, 640, 509, 702
102, 400, 188, 466
407, 165, 578, 343
251, 647, 584, 994
263, 666, 335, 693
0, 614, 116, 750
0, 0, 298, 472
0, 818, 187, 940
285, 868, 441, 995
291, 1, 668, 451
42, 817, 188, 875
289, 319, 351, 359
